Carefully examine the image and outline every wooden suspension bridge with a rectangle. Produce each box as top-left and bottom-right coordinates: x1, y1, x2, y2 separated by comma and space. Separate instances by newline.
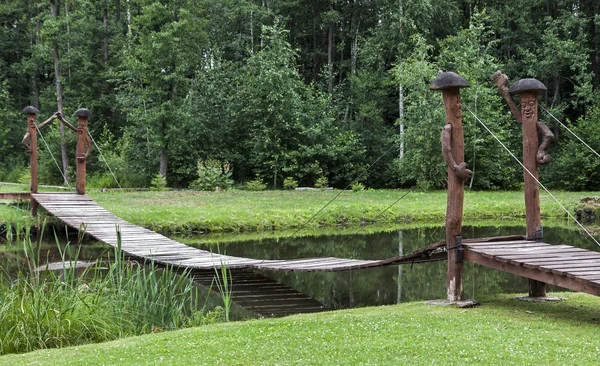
4, 71, 600, 314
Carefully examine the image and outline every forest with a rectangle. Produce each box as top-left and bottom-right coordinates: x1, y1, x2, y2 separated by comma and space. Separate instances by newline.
1, 0, 599, 191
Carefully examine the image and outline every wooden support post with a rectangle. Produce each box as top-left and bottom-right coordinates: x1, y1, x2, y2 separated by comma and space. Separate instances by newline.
497, 76, 550, 298
519, 90, 546, 297
73, 108, 92, 195
22, 106, 40, 216
431, 72, 472, 302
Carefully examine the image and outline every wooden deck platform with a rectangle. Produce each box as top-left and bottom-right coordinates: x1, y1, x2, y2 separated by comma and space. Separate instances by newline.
464, 240, 600, 296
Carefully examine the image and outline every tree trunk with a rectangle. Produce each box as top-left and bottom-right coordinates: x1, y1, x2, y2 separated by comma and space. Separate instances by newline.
104, 8, 109, 68
350, 0, 358, 77
312, 0, 318, 82
50, 0, 69, 185
327, 1, 334, 93
33, 7, 41, 109
115, 0, 121, 21
399, 84, 404, 159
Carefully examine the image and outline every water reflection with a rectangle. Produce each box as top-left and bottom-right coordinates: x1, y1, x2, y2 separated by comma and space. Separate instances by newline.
185, 225, 600, 310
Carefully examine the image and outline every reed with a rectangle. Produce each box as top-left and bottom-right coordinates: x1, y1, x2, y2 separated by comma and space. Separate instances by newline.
212, 246, 233, 322
0, 226, 218, 356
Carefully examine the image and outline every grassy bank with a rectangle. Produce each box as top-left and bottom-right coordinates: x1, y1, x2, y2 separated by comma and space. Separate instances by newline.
2, 292, 600, 365
87, 189, 594, 234
1, 188, 596, 235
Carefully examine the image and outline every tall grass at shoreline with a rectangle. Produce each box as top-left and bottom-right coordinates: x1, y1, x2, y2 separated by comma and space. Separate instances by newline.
0, 227, 222, 356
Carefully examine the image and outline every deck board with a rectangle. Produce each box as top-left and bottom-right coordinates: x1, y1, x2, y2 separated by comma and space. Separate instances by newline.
464, 240, 600, 296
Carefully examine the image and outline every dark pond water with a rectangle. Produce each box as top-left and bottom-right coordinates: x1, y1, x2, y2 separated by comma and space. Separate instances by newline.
2, 224, 599, 313
185, 224, 600, 310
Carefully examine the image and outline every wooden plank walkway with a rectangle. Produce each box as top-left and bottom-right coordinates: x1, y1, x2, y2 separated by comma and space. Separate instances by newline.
33, 193, 446, 272
464, 240, 600, 296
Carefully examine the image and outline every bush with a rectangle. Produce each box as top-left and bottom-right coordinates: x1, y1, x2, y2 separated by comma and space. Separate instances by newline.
283, 177, 298, 190
244, 176, 267, 191
351, 182, 365, 191
150, 173, 168, 191
190, 159, 234, 191
314, 176, 328, 188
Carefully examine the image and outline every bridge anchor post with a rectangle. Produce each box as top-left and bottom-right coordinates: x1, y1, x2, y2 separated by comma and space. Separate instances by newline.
22, 106, 40, 216
492, 72, 554, 298
431, 72, 472, 302
73, 108, 92, 195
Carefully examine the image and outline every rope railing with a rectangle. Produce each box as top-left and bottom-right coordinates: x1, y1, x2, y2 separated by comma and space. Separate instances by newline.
87, 131, 124, 192
465, 104, 600, 248
34, 123, 73, 190
541, 105, 600, 159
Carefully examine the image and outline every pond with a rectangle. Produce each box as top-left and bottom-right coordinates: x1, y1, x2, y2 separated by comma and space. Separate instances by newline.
182, 224, 600, 310
2, 223, 599, 315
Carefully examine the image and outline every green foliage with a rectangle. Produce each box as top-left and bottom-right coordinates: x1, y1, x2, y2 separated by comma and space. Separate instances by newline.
283, 177, 298, 190
351, 182, 366, 192
190, 159, 234, 191
0, 230, 215, 356
244, 176, 267, 191
150, 173, 168, 191
314, 176, 329, 188
2, 0, 600, 191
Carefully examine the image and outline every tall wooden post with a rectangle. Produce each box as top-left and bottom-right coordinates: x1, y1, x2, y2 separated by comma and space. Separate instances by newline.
431, 72, 472, 302
23, 106, 40, 215
508, 79, 548, 297
74, 108, 92, 195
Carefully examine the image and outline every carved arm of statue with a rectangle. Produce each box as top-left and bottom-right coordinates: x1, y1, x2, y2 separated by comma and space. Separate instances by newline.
442, 124, 472, 182
536, 120, 554, 165
56, 112, 78, 132
22, 112, 61, 153
77, 134, 93, 162
491, 71, 522, 124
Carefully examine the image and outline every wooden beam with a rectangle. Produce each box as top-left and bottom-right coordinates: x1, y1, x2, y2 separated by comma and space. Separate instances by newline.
464, 248, 600, 296
0, 193, 32, 201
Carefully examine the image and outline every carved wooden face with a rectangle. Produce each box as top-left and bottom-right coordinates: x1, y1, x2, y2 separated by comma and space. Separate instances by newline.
521, 96, 536, 120
451, 94, 463, 119
28, 116, 36, 128
77, 118, 88, 135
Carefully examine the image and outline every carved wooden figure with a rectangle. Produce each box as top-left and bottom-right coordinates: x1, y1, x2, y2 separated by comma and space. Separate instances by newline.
431, 72, 472, 302
58, 108, 92, 195
491, 71, 553, 298
22, 107, 60, 215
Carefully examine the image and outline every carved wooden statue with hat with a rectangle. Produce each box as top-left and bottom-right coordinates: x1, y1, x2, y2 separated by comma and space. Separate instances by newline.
491, 71, 554, 298
431, 71, 473, 302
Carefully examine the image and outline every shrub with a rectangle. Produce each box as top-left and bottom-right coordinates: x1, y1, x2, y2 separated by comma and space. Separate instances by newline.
150, 173, 168, 191
190, 159, 234, 191
283, 177, 298, 190
351, 182, 365, 191
314, 176, 329, 188
244, 176, 267, 191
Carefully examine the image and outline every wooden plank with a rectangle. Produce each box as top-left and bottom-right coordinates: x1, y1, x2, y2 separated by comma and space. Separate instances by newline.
464, 248, 600, 296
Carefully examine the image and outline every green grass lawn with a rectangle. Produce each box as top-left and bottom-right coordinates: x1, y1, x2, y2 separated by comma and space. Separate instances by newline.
2, 292, 599, 365
81, 189, 596, 234
1, 187, 596, 235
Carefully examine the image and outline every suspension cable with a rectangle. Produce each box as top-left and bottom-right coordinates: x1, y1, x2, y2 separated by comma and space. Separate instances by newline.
540, 105, 600, 159
34, 124, 73, 190
464, 104, 600, 247
87, 131, 124, 192
341, 186, 417, 244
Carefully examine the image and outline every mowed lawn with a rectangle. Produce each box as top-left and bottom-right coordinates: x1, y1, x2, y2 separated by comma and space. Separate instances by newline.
87, 189, 594, 233
2, 292, 600, 365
